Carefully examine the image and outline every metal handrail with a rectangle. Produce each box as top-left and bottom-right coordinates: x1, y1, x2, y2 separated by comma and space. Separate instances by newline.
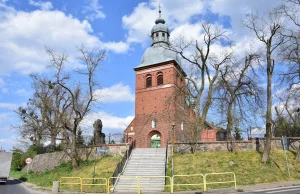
173, 174, 205, 189
204, 172, 237, 191
81, 178, 107, 193
60, 177, 82, 193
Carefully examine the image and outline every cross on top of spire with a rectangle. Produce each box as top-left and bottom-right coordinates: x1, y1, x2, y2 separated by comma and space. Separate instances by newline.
158, 4, 162, 17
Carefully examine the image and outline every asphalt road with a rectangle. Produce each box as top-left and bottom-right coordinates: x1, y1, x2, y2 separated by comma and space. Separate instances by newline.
0, 179, 50, 194
243, 186, 300, 194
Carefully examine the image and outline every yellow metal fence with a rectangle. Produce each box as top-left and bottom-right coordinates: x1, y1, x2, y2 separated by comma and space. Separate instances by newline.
204, 172, 237, 191
59, 172, 236, 193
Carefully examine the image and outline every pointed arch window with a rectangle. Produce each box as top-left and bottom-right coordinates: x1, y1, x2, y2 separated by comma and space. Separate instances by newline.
146, 74, 152, 88
157, 72, 163, 86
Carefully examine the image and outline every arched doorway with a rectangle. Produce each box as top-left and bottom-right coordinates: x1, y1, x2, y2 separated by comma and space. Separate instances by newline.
148, 131, 162, 148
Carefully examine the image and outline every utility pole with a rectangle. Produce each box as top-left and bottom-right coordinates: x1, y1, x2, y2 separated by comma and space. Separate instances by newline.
171, 123, 175, 179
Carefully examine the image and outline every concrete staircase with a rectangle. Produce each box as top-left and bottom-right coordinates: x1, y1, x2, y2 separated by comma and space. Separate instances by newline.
114, 148, 167, 193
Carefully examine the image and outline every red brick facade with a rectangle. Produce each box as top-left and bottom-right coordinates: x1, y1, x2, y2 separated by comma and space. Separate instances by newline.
124, 60, 186, 148
124, 60, 218, 148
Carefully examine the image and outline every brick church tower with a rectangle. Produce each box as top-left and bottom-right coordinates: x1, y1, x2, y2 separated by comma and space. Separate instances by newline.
124, 9, 190, 148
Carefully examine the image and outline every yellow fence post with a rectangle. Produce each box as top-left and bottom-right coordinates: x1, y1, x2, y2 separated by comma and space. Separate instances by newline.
106, 178, 109, 194
80, 178, 83, 194
233, 173, 237, 189
203, 174, 207, 192
59, 177, 62, 193
107, 178, 110, 194
171, 176, 173, 194
137, 176, 140, 194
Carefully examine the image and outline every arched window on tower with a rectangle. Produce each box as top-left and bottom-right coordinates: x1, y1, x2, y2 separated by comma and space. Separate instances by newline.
146, 74, 152, 88
157, 72, 163, 86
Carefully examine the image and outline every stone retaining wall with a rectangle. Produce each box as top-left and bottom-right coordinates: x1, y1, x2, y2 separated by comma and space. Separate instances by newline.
23, 144, 129, 173
169, 138, 300, 154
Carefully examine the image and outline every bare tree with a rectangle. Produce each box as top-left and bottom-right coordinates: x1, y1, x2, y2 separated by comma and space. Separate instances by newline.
16, 101, 44, 147
279, 0, 300, 160
274, 87, 300, 160
46, 46, 106, 169
244, 9, 285, 163
29, 75, 71, 147
165, 23, 232, 152
215, 54, 263, 151
281, 0, 300, 27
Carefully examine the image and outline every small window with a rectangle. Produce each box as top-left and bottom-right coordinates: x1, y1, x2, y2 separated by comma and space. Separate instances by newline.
181, 121, 184, 130
146, 74, 152, 88
152, 120, 157, 128
156, 33, 158, 37
157, 72, 163, 86
130, 126, 133, 131
162, 33, 165, 37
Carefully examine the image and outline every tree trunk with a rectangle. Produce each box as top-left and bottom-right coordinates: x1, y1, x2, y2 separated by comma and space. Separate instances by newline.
262, 44, 273, 163
71, 129, 79, 169
50, 133, 57, 147
226, 99, 234, 152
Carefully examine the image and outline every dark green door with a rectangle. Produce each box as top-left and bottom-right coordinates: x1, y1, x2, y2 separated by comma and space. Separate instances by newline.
151, 140, 161, 148
151, 134, 161, 148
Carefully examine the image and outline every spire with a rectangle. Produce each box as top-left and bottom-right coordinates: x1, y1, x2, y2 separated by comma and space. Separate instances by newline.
158, 4, 162, 18
155, 4, 165, 24
151, 4, 169, 46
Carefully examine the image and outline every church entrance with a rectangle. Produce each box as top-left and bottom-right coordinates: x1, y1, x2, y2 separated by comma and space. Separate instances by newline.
151, 134, 161, 148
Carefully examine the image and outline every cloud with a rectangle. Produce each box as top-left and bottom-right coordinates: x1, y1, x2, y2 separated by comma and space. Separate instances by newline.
103, 41, 130, 54
94, 83, 135, 103
0, 103, 19, 110
14, 88, 31, 96
250, 127, 265, 137
0, 135, 18, 151
121, 0, 282, 62
0, 7, 129, 76
122, 2, 157, 45
81, 111, 134, 131
122, 1, 205, 46
29, 0, 53, 11
83, 0, 105, 21
0, 78, 4, 87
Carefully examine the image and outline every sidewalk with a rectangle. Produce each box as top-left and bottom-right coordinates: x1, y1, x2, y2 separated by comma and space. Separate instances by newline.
172, 180, 300, 194
238, 180, 300, 192
12, 178, 300, 194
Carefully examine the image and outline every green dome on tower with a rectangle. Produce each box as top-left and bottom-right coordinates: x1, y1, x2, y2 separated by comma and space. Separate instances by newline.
135, 7, 182, 69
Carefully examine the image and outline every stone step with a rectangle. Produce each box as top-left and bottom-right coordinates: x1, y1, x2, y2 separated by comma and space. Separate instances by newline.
126, 164, 165, 169
117, 180, 165, 184
114, 148, 167, 192
114, 188, 164, 193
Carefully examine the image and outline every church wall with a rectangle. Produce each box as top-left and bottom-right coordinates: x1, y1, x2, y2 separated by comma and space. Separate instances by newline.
134, 62, 183, 148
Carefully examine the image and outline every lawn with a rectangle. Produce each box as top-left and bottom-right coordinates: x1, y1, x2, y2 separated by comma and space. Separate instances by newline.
166, 149, 300, 191
10, 154, 122, 193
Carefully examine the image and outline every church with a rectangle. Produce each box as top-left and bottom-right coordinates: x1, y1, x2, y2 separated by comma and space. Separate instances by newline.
124, 9, 218, 148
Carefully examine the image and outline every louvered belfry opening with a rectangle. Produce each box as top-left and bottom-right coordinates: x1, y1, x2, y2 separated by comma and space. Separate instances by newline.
146, 74, 152, 88
157, 72, 163, 86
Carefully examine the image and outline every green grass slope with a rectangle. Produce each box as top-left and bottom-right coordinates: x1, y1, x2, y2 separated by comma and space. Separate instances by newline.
11, 155, 121, 193
167, 150, 300, 191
